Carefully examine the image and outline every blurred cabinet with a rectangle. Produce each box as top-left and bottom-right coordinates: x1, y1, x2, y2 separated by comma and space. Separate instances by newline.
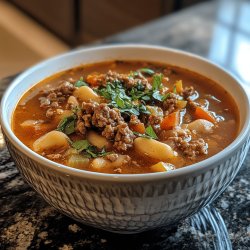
9, 0, 75, 44
79, 0, 163, 43
8, 0, 207, 46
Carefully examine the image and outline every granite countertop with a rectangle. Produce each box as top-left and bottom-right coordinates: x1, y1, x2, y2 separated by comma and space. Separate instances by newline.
0, 1, 249, 249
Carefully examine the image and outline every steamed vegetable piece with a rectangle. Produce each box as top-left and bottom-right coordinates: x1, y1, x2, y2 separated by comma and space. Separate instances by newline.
91, 155, 129, 169
150, 162, 175, 172
68, 154, 90, 169
73, 86, 101, 102
160, 111, 180, 130
129, 122, 146, 134
186, 119, 214, 134
194, 106, 216, 123
33, 131, 70, 152
175, 80, 183, 93
87, 131, 111, 149
134, 137, 176, 161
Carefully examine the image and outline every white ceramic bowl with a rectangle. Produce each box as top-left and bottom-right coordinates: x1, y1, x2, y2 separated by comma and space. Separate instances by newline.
1, 45, 250, 233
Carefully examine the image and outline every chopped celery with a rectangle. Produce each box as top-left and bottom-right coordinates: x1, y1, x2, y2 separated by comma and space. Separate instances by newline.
68, 154, 90, 169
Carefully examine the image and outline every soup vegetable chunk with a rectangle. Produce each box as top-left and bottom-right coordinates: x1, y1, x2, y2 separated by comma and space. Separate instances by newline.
13, 61, 239, 174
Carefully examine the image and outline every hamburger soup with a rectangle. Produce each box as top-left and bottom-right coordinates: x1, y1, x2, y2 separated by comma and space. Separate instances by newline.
12, 61, 239, 174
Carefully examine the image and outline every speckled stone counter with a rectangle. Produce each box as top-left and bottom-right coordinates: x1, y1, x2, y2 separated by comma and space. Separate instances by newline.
0, 1, 250, 249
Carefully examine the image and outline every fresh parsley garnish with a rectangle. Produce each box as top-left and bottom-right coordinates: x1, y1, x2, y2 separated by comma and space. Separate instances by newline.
72, 140, 89, 152
75, 77, 88, 87
152, 74, 163, 90
72, 139, 111, 158
134, 125, 158, 140
145, 125, 158, 139
98, 81, 149, 115
139, 68, 155, 76
57, 115, 76, 135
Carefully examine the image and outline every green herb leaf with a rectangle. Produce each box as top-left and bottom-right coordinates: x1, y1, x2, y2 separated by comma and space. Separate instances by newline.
115, 95, 126, 108
57, 115, 76, 135
72, 140, 111, 158
133, 132, 152, 139
75, 77, 88, 87
72, 140, 89, 152
152, 90, 164, 101
133, 125, 158, 140
64, 120, 75, 135
152, 74, 163, 90
145, 125, 158, 139
139, 68, 155, 76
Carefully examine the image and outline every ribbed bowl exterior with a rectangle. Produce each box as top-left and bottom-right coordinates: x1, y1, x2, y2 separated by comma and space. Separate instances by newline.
4, 134, 250, 233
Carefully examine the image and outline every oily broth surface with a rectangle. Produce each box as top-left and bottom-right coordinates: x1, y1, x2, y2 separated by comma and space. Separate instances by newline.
12, 61, 239, 174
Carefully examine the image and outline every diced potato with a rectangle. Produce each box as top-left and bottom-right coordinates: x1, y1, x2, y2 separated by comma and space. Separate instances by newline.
73, 86, 100, 103
33, 131, 70, 152
110, 155, 130, 168
68, 154, 90, 169
187, 119, 214, 134
134, 137, 176, 161
91, 158, 108, 169
87, 131, 111, 149
91, 155, 129, 169
151, 162, 175, 172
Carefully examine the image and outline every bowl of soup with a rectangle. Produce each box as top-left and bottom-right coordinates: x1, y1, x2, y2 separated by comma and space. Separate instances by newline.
1, 45, 250, 233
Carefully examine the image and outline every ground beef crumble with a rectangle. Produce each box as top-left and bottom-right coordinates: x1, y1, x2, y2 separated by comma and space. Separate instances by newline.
39, 81, 76, 118
182, 86, 195, 99
105, 70, 151, 89
92, 104, 123, 128
167, 128, 208, 159
113, 123, 135, 151
74, 102, 135, 151
105, 153, 119, 162
163, 93, 178, 115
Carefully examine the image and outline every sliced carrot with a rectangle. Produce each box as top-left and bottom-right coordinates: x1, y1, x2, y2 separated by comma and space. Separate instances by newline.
130, 123, 146, 134
86, 74, 99, 86
160, 111, 180, 130
194, 106, 216, 123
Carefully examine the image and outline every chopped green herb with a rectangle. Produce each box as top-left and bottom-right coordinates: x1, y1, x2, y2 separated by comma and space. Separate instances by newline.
98, 81, 148, 115
134, 125, 158, 140
57, 115, 76, 135
72, 140, 89, 152
64, 120, 75, 135
115, 95, 126, 109
75, 77, 88, 87
72, 140, 111, 158
152, 74, 163, 90
133, 132, 152, 139
139, 68, 155, 76
152, 90, 164, 101
145, 125, 158, 139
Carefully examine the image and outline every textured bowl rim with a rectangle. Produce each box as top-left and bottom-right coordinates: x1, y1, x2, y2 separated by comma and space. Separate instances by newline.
1, 44, 250, 182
